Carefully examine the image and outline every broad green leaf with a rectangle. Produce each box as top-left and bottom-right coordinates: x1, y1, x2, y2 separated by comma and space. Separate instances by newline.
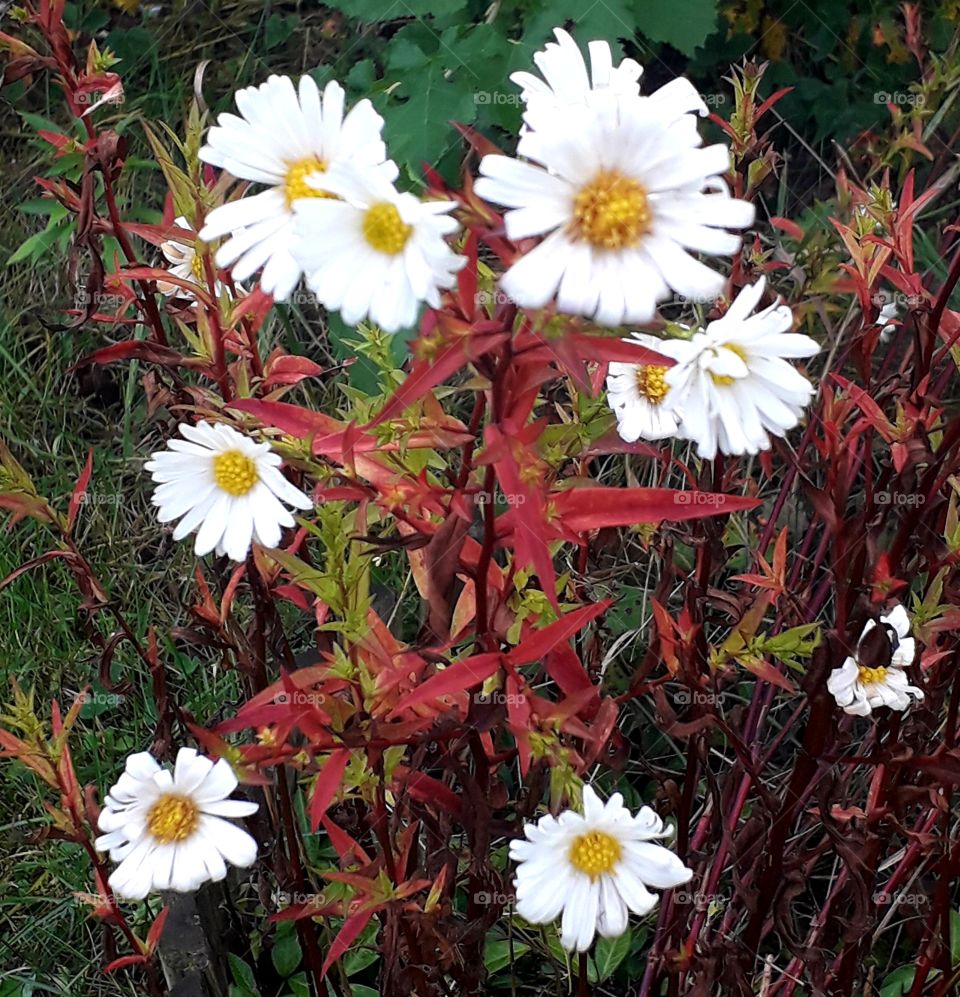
323, 0, 465, 21
271, 928, 302, 978
227, 954, 260, 996
484, 937, 531, 975
588, 931, 634, 983
635, 0, 720, 56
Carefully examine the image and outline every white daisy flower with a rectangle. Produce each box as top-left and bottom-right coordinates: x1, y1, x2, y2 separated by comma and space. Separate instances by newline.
473, 78, 754, 325
292, 165, 466, 332
661, 278, 819, 459
198, 74, 398, 302
511, 28, 643, 130
95, 748, 259, 900
606, 333, 684, 442
827, 604, 923, 717
145, 421, 313, 562
156, 217, 206, 298
510, 784, 693, 952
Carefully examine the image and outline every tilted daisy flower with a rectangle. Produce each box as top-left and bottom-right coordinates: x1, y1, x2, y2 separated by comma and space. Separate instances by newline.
292, 165, 466, 332
198, 75, 398, 302
827, 604, 923, 716
145, 421, 312, 562
156, 217, 206, 298
95, 748, 258, 900
661, 278, 819, 459
606, 333, 684, 442
511, 784, 693, 952
474, 77, 754, 325
511, 28, 642, 129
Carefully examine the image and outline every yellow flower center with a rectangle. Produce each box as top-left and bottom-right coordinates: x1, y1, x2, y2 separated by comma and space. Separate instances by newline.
569, 829, 622, 879
190, 250, 204, 282
571, 169, 651, 250
709, 343, 749, 387
146, 794, 199, 844
362, 202, 412, 255
213, 450, 259, 496
636, 364, 669, 405
284, 157, 331, 207
858, 665, 889, 685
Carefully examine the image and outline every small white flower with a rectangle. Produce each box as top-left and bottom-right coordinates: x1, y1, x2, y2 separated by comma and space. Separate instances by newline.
876, 300, 899, 340
828, 604, 923, 716
606, 333, 683, 442
198, 75, 398, 302
662, 278, 819, 459
510, 784, 692, 952
511, 28, 643, 129
157, 217, 206, 298
292, 165, 466, 332
145, 421, 312, 562
474, 63, 753, 325
95, 748, 259, 900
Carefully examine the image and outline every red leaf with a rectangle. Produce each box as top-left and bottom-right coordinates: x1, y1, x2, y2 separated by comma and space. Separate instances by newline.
508, 601, 612, 666
567, 333, 675, 367
370, 330, 508, 427
321, 908, 376, 977
103, 955, 148, 973
552, 487, 760, 531
73, 340, 185, 370
145, 906, 170, 952
310, 748, 350, 832
66, 450, 93, 534
263, 353, 324, 388
390, 652, 502, 715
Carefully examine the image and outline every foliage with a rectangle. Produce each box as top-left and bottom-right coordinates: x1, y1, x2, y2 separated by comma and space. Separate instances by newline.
3, 1, 960, 996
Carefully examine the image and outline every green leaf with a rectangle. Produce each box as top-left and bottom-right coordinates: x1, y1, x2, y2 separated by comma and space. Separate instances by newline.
522, 0, 637, 53
271, 928, 302, 978
7, 217, 70, 266
227, 954, 260, 996
265, 13, 298, 50
484, 937, 531, 975
879, 965, 915, 997
381, 32, 478, 176
348, 987, 379, 997
588, 931, 633, 983
635, 0, 720, 56
323, 0, 465, 21
951, 909, 960, 966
